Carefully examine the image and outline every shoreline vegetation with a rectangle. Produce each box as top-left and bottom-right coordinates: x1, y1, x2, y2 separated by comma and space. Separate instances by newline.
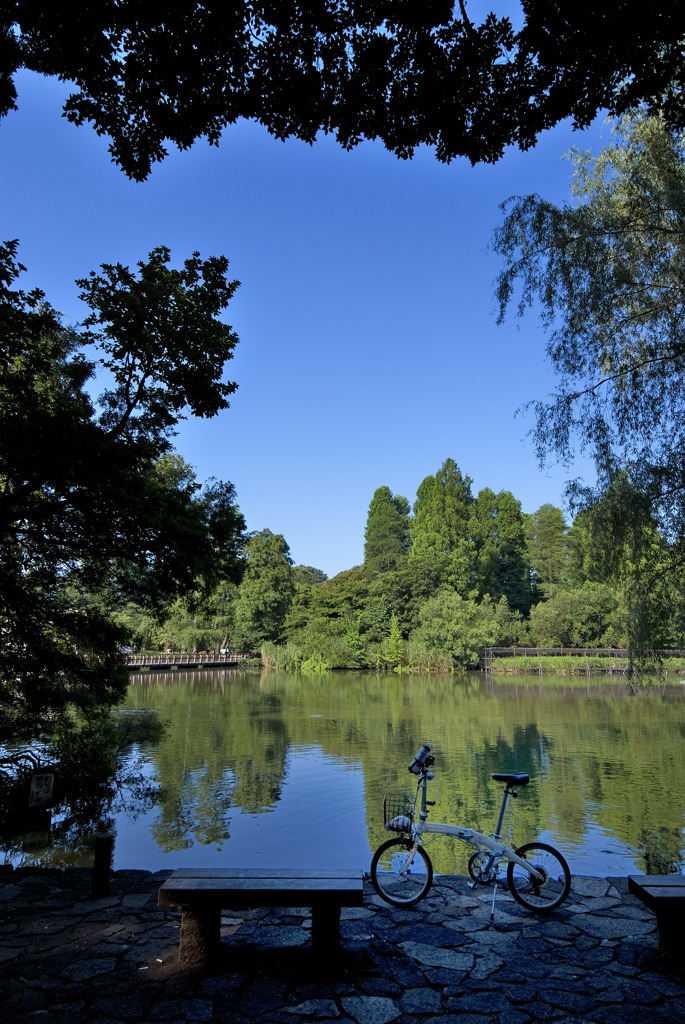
486, 653, 685, 675
257, 643, 685, 678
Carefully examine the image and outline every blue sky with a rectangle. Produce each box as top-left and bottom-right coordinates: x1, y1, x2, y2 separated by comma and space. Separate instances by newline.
2, 70, 608, 578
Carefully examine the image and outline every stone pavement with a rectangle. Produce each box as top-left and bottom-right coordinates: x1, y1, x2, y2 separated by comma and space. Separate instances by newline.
1, 866, 684, 1024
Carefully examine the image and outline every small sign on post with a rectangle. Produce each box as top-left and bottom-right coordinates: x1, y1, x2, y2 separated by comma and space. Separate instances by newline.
28, 772, 55, 808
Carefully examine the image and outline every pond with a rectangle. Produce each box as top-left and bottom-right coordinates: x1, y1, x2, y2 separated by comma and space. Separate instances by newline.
8, 670, 685, 877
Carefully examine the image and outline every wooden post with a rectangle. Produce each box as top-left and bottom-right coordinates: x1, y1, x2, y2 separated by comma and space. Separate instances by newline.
91, 832, 114, 897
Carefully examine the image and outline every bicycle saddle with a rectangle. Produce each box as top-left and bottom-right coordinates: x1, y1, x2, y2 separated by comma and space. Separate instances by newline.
492, 772, 530, 786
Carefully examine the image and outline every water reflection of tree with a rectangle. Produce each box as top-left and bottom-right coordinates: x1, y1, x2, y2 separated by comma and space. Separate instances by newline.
138, 677, 289, 851
0, 711, 163, 866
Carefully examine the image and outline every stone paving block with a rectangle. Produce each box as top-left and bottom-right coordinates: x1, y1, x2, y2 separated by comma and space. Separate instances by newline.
358, 976, 402, 998
446, 989, 515, 1015
62, 956, 117, 980
424, 1015, 496, 1024
178, 999, 213, 1020
283, 998, 340, 1016
340, 995, 400, 1024
469, 952, 504, 979
400, 986, 443, 1014
395, 923, 461, 947
537, 986, 597, 1013
400, 941, 474, 971
122, 893, 152, 908
146, 999, 183, 1019
571, 877, 613, 898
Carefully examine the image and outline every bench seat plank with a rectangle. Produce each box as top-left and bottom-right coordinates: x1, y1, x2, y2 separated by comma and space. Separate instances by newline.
166, 867, 358, 878
628, 875, 685, 956
628, 874, 685, 889
158, 867, 364, 964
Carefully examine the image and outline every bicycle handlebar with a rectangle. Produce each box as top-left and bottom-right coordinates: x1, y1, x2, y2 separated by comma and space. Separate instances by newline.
408, 742, 434, 774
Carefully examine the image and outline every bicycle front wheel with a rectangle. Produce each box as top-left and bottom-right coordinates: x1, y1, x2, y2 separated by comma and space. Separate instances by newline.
506, 842, 571, 912
370, 838, 433, 907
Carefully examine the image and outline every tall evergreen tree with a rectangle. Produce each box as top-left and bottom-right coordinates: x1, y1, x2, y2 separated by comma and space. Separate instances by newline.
410, 459, 475, 592
525, 504, 570, 601
471, 489, 531, 613
363, 486, 410, 574
232, 530, 294, 653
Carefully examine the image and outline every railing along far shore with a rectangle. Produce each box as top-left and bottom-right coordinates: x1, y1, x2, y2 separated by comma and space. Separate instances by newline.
125, 652, 249, 671
482, 646, 685, 674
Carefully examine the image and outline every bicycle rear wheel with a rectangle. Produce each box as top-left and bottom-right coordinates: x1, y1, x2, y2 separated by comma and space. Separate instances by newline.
370, 838, 433, 906
506, 842, 571, 911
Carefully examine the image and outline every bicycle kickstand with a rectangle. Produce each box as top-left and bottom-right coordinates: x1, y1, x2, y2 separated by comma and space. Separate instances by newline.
490, 881, 498, 922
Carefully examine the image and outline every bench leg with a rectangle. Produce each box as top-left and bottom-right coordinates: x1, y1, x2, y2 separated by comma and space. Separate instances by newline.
311, 906, 341, 951
655, 910, 679, 956
179, 904, 221, 965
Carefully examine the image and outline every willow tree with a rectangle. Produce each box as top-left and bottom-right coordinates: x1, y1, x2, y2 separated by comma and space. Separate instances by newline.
493, 113, 685, 648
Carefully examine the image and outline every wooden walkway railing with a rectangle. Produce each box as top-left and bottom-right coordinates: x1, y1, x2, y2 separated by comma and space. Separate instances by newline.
125, 652, 249, 671
482, 647, 685, 673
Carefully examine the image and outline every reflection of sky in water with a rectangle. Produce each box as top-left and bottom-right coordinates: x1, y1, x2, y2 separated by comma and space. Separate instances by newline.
113, 745, 369, 872
110, 744, 684, 878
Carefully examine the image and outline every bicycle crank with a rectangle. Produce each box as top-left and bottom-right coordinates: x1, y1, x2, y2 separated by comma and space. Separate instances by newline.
468, 851, 499, 885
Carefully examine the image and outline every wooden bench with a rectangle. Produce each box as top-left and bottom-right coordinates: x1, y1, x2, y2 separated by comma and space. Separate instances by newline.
158, 867, 364, 964
628, 874, 685, 955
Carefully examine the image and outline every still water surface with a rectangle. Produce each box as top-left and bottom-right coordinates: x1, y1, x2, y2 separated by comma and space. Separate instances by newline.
108, 669, 685, 879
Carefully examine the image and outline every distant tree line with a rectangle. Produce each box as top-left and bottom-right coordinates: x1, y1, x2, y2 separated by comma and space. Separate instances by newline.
118, 455, 685, 671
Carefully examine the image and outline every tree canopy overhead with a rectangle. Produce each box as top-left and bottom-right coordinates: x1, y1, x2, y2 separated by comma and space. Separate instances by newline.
4, 3, 685, 179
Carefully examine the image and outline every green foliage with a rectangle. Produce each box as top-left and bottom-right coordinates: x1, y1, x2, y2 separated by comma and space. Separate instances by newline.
363, 486, 410, 574
78, 246, 239, 441
413, 590, 500, 670
6, 5, 685, 177
232, 530, 295, 653
525, 583, 626, 648
0, 242, 245, 732
411, 458, 475, 592
381, 614, 407, 670
494, 114, 685, 650
525, 504, 570, 600
367, 557, 447, 637
471, 488, 531, 612
281, 565, 328, 641
305, 568, 371, 623
0, 710, 163, 862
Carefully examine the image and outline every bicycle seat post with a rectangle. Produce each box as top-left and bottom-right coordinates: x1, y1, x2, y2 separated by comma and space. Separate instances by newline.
491, 772, 530, 840
493, 784, 512, 840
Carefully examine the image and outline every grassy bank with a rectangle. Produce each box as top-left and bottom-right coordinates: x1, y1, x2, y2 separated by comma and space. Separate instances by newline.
488, 654, 685, 674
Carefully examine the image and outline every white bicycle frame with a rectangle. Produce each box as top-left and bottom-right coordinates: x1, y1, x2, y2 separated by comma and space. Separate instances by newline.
406, 772, 545, 883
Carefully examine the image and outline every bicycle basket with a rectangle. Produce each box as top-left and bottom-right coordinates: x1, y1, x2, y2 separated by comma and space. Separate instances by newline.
383, 793, 413, 833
